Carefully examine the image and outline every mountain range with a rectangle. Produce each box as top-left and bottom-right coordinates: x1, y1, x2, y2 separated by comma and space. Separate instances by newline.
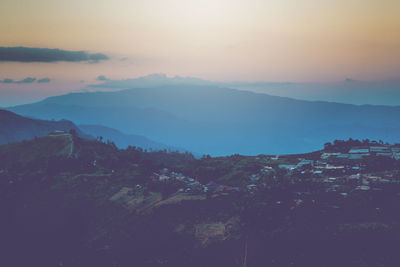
91, 74, 400, 106
8, 84, 400, 155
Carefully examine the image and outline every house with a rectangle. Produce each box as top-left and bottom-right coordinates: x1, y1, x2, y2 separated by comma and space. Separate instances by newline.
205, 181, 218, 192
370, 146, 391, 153
356, 185, 370, 191
347, 148, 370, 159
348, 154, 365, 160
175, 175, 186, 181
297, 159, 314, 168
376, 152, 393, 158
247, 184, 257, 190
159, 175, 170, 181
363, 175, 381, 182
171, 172, 184, 179
337, 153, 350, 159
316, 160, 327, 166
294, 199, 303, 206
278, 164, 296, 170
362, 179, 370, 185
392, 147, 400, 153
349, 148, 369, 154
160, 168, 169, 174
187, 181, 200, 187
324, 165, 345, 170
321, 153, 340, 159
348, 174, 360, 179
249, 174, 260, 182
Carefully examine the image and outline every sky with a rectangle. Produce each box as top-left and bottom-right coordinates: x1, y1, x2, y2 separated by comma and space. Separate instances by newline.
1, 0, 400, 106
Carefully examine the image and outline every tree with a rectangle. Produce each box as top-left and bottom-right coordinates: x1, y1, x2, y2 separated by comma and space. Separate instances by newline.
324, 142, 332, 151
69, 129, 77, 136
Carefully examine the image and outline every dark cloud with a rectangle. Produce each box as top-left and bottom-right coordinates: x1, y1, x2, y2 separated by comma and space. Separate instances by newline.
15, 77, 36, 83
1, 77, 51, 84
37, 78, 51, 83
345, 78, 357, 83
0, 46, 109, 63
2, 78, 14, 83
96, 75, 108, 81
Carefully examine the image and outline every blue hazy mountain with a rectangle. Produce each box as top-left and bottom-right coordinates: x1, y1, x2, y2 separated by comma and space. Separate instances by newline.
9, 85, 400, 156
78, 124, 184, 152
228, 79, 400, 106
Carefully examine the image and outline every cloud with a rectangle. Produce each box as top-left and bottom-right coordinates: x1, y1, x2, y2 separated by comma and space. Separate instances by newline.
2, 78, 14, 83
90, 73, 216, 89
37, 78, 51, 83
1, 77, 51, 84
96, 75, 108, 81
345, 78, 357, 83
0, 46, 109, 63
15, 77, 36, 83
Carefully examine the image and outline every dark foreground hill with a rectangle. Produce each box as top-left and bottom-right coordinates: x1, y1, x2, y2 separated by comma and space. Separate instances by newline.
0, 109, 90, 145
9, 85, 400, 155
1, 135, 400, 267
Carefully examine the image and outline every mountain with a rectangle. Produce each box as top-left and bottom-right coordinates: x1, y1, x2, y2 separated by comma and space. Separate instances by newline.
0, 109, 91, 145
79, 124, 183, 152
227, 79, 400, 106
92, 74, 400, 106
8, 85, 400, 155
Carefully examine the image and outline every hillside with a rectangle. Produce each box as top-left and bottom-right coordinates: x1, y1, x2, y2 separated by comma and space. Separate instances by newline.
9, 85, 400, 155
1, 136, 400, 266
0, 109, 90, 145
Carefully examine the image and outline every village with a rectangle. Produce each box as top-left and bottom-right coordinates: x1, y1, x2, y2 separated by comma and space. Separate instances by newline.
147, 143, 400, 212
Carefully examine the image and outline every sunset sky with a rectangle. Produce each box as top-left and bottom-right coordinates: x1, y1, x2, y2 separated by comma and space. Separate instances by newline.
1, 0, 400, 106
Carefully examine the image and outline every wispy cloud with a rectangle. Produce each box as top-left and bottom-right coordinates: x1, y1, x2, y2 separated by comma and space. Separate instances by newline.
1, 78, 15, 84
1, 77, 51, 84
15, 77, 36, 83
96, 75, 109, 81
37, 78, 51, 83
0, 47, 109, 63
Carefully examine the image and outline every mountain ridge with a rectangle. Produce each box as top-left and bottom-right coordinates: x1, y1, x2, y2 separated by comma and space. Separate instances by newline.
0, 109, 91, 145
8, 85, 400, 155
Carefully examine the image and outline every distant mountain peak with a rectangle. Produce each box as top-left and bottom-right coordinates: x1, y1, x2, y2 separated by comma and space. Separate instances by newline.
91, 73, 215, 89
